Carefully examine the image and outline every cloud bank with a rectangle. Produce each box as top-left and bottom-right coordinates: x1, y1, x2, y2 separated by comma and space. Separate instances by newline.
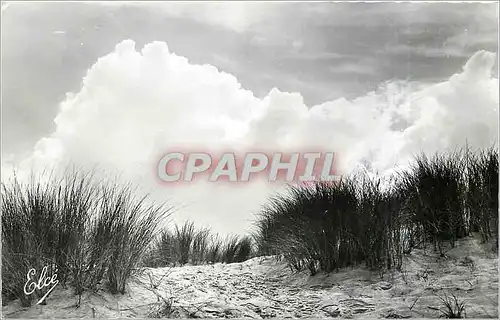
3, 40, 498, 234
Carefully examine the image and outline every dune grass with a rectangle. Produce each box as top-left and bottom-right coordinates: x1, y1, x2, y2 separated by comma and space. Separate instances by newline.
144, 221, 254, 267
1, 169, 172, 305
254, 146, 498, 275
2, 146, 496, 305
465, 146, 498, 246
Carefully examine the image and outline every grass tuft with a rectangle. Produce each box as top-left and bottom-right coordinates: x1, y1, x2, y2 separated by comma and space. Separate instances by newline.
1, 168, 172, 304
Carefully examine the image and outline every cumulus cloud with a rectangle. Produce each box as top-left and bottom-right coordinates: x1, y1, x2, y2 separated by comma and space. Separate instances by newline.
3, 40, 498, 235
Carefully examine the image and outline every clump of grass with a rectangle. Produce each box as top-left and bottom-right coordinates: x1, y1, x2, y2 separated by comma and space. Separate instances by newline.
252, 212, 277, 257
437, 291, 466, 318
221, 235, 241, 263
253, 146, 498, 275
254, 176, 402, 275
206, 235, 223, 264
234, 236, 253, 263
465, 146, 498, 247
154, 230, 179, 267
218, 234, 253, 264
2, 169, 96, 305
399, 151, 468, 255
174, 221, 196, 265
145, 222, 254, 267
191, 228, 211, 265
98, 183, 169, 294
357, 178, 404, 271
1, 168, 172, 304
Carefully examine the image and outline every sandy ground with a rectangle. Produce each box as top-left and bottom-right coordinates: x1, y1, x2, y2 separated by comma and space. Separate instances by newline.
2, 236, 498, 319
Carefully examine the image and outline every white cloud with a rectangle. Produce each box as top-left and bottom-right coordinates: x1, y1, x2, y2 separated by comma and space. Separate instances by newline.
3, 40, 498, 235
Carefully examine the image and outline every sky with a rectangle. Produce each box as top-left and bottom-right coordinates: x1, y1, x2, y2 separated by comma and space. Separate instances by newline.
1, 1, 499, 235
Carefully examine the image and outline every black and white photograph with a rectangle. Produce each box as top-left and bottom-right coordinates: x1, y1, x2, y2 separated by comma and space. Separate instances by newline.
1, 1, 499, 318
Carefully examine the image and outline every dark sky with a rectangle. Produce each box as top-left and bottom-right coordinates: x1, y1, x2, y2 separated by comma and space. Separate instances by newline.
1, 1, 498, 158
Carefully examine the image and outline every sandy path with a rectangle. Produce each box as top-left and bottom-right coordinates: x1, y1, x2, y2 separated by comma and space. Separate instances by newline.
2, 237, 498, 319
